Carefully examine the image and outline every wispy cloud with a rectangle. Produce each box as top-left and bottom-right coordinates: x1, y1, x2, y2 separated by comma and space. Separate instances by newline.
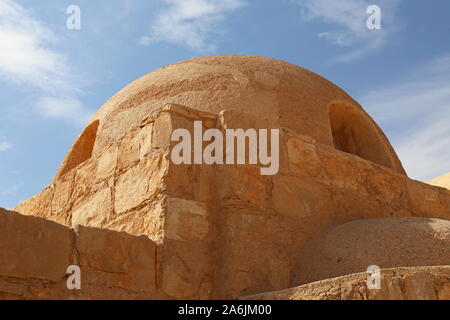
140, 0, 246, 51
360, 55, 450, 181
36, 96, 92, 125
0, 182, 24, 196
293, 0, 401, 63
0, 137, 12, 152
0, 0, 91, 124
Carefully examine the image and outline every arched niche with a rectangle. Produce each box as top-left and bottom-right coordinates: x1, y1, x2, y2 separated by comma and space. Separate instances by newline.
328, 102, 405, 174
57, 120, 100, 178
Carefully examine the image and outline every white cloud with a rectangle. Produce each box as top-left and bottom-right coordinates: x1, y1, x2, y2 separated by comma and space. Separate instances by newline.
36, 96, 92, 125
0, 138, 12, 152
140, 0, 246, 50
0, 0, 91, 124
360, 55, 450, 181
293, 0, 401, 63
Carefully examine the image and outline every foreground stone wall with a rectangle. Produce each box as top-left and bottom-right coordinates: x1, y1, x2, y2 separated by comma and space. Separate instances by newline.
242, 266, 450, 300
0, 208, 167, 299
6, 56, 450, 300
10, 104, 450, 299
2, 207, 449, 300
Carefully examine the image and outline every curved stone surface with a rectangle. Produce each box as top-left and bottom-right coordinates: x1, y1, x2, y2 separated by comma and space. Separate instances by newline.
428, 172, 450, 190
242, 266, 450, 300
295, 217, 450, 285
56, 55, 404, 179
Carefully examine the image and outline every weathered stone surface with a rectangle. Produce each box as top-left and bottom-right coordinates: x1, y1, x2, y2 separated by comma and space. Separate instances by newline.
71, 187, 113, 227
242, 266, 450, 300
162, 240, 213, 299
105, 197, 165, 243
0, 209, 166, 299
114, 150, 168, 214
4, 55, 450, 300
75, 225, 157, 292
273, 174, 332, 218
13, 186, 53, 220
165, 198, 210, 241
0, 209, 72, 282
96, 145, 118, 181
295, 217, 450, 285
51, 170, 75, 225
287, 136, 325, 179
407, 179, 447, 218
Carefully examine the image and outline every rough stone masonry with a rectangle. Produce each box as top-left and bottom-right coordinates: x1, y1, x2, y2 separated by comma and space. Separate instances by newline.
1, 55, 449, 300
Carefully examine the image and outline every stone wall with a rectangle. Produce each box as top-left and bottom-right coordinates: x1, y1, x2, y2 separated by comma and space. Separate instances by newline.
10, 104, 450, 299
0, 208, 166, 299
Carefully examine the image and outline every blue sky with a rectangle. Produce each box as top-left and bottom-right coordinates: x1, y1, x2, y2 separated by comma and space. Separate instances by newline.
1, 0, 450, 209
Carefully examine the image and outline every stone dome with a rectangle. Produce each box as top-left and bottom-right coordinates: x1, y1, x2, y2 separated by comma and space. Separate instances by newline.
55, 55, 405, 179
295, 217, 450, 285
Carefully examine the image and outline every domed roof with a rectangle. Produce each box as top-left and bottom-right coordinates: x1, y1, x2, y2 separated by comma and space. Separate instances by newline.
91, 55, 357, 148
57, 55, 405, 179
295, 217, 450, 285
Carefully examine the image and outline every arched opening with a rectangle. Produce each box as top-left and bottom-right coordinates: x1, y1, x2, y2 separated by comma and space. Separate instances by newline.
329, 103, 396, 170
58, 120, 100, 177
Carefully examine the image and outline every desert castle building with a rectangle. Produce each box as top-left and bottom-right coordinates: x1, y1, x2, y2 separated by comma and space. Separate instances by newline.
0, 55, 449, 299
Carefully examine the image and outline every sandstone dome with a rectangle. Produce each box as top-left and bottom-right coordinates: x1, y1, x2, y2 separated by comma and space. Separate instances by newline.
428, 172, 450, 190
56, 55, 404, 179
295, 217, 450, 285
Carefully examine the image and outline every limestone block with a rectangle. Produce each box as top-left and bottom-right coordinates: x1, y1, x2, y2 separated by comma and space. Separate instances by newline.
71, 187, 113, 227
118, 129, 141, 170
357, 159, 406, 203
165, 198, 209, 241
114, 150, 168, 213
437, 283, 450, 300
272, 174, 332, 218
371, 277, 404, 300
221, 206, 298, 247
72, 159, 97, 202
407, 179, 447, 218
104, 197, 165, 243
51, 170, 75, 225
117, 123, 153, 171
166, 162, 215, 203
216, 165, 271, 209
153, 113, 172, 149
75, 225, 157, 292
287, 136, 326, 180
318, 146, 359, 190
0, 209, 72, 282
161, 252, 196, 298
139, 123, 154, 159
217, 226, 293, 298
162, 240, 213, 299
13, 186, 53, 219
0, 279, 26, 296
404, 272, 437, 300
96, 145, 118, 181
153, 111, 201, 150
